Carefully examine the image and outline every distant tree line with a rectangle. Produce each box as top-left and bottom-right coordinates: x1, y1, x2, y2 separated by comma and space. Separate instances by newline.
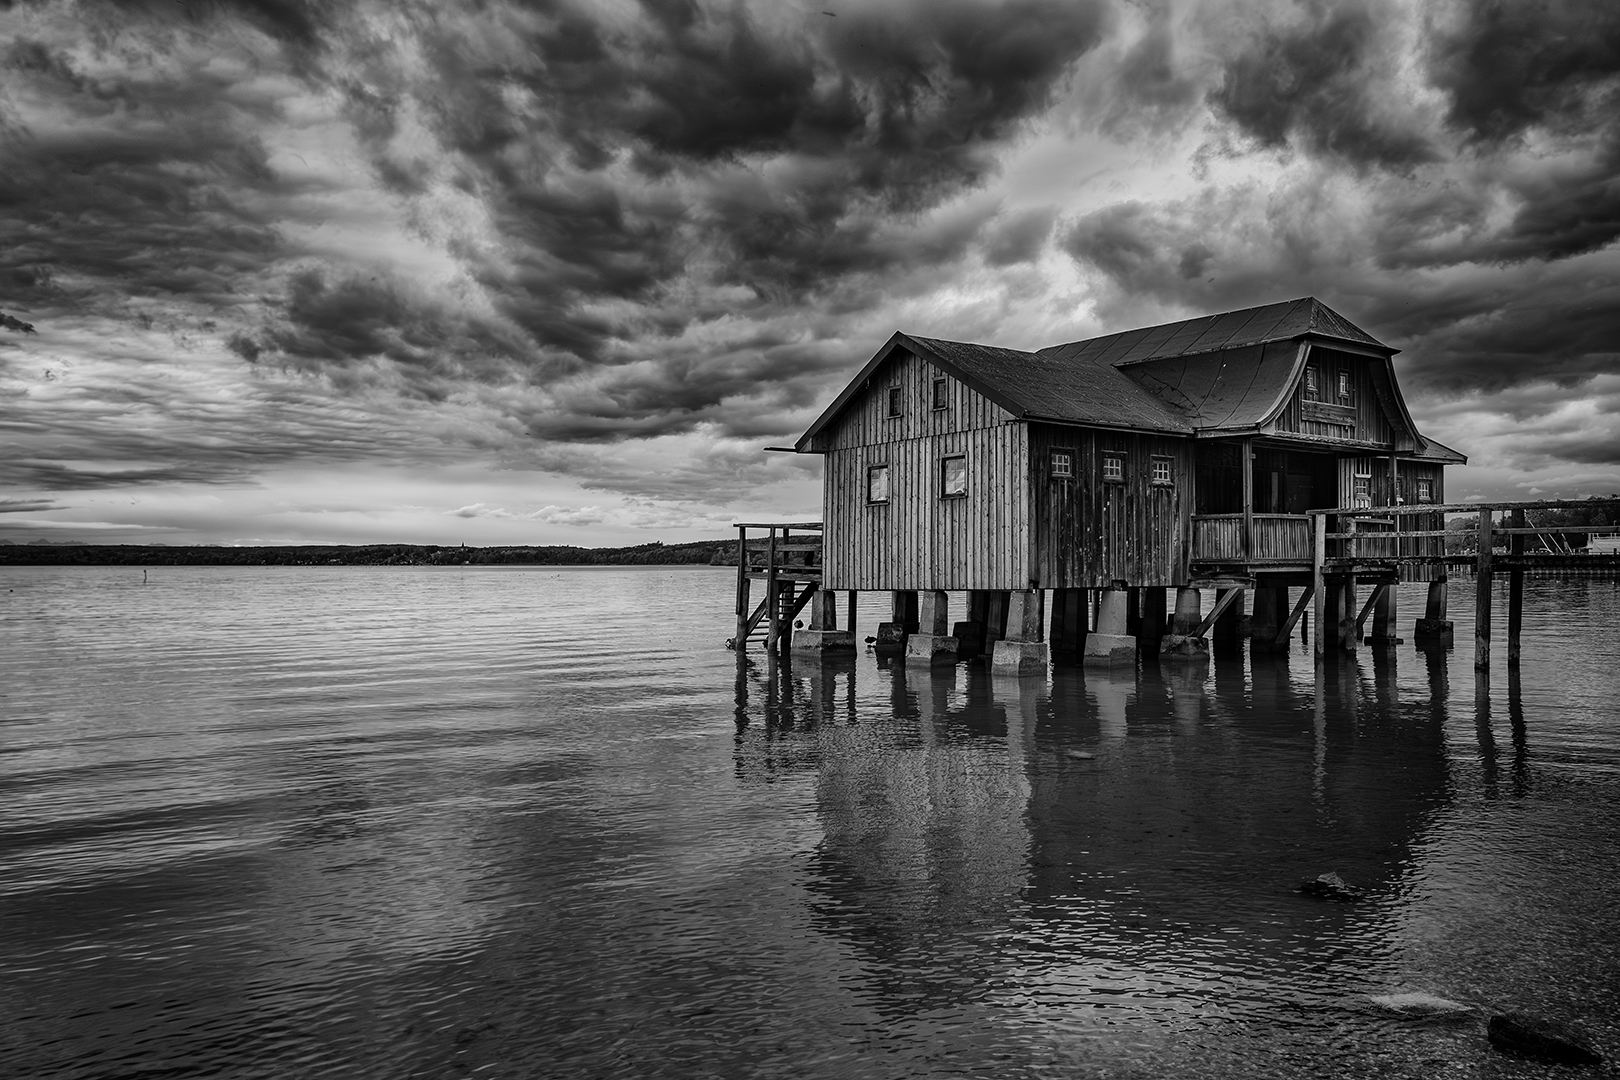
1443, 497, 1620, 554
0, 540, 736, 567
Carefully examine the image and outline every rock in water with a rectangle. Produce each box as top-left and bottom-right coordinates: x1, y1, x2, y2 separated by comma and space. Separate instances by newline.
1065, 750, 1096, 760
1298, 872, 1364, 902
1368, 992, 1474, 1018
1488, 1013, 1603, 1066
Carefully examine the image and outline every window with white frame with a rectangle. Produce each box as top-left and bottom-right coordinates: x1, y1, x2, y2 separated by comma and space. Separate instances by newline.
867, 464, 890, 503
1051, 451, 1073, 478
1353, 472, 1372, 509
1102, 453, 1125, 482
1151, 456, 1173, 485
941, 455, 966, 498
1416, 477, 1433, 503
1338, 371, 1352, 401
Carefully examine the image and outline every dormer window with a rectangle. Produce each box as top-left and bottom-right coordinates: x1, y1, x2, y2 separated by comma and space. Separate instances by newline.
886, 386, 902, 417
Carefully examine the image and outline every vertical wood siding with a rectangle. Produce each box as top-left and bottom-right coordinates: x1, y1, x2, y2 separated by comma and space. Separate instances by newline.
1028, 423, 1191, 587
815, 348, 1014, 452
1271, 346, 1399, 446
820, 348, 1029, 590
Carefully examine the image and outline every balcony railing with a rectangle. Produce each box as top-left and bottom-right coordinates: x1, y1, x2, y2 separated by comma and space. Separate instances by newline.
1191, 514, 1313, 563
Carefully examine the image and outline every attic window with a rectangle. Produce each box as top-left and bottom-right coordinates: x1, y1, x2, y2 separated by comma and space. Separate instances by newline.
887, 386, 902, 417
1051, 451, 1073, 478
867, 465, 890, 503
1337, 371, 1351, 401
1304, 365, 1319, 399
932, 378, 949, 410
1416, 477, 1433, 503
1102, 453, 1125, 483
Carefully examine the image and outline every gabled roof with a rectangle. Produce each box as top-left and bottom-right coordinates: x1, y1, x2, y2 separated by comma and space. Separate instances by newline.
794, 298, 1450, 453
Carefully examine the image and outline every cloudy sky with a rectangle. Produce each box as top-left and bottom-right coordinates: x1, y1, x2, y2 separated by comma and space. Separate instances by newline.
2, 0, 1617, 546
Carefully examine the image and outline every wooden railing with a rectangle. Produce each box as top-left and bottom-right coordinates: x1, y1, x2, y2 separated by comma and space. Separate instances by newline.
1191, 514, 1313, 563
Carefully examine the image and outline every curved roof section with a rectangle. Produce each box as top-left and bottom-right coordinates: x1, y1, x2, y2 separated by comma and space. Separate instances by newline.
1109, 341, 1302, 431
1041, 297, 1389, 367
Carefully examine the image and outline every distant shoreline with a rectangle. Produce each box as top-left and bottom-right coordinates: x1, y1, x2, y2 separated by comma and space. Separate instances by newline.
0, 541, 735, 568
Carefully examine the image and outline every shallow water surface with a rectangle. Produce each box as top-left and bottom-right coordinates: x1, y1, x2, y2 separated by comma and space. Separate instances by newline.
2, 566, 1617, 1078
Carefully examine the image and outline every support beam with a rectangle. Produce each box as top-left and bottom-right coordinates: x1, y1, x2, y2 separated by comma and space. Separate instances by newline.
765, 527, 780, 652
1139, 587, 1167, 657
1162, 586, 1210, 659
1312, 513, 1327, 662
1242, 436, 1255, 560
1367, 583, 1400, 645
792, 585, 854, 655
1049, 588, 1086, 663
1476, 508, 1493, 672
906, 590, 959, 666
1213, 586, 1247, 645
1355, 586, 1381, 635
1276, 584, 1314, 646
1084, 587, 1136, 666
1509, 507, 1525, 665
734, 526, 749, 650
1195, 586, 1243, 637
991, 589, 1048, 675
1249, 586, 1282, 648
1415, 576, 1452, 642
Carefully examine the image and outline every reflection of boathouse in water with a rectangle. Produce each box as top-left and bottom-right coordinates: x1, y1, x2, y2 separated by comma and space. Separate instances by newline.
732, 652, 1463, 1040
755, 298, 1468, 673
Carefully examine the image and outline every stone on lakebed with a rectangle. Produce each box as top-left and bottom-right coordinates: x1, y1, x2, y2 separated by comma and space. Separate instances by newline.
1298, 872, 1364, 902
1368, 992, 1474, 1018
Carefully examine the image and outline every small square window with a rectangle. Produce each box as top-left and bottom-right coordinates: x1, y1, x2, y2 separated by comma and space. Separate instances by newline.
886, 386, 902, 417
932, 378, 949, 410
1416, 477, 1433, 503
1151, 456, 1173, 485
867, 465, 890, 503
1353, 473, 1372, 509
1051, 451, 1072, 478
1338, 371, 1351, 400
1102, 454, 1125, 482
1304, 365, 1318, 399
941, 455, 966, 498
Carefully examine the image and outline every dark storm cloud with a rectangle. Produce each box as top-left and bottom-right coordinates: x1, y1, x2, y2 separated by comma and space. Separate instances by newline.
1207, 1, 1436, 169
0, 497, 57, 513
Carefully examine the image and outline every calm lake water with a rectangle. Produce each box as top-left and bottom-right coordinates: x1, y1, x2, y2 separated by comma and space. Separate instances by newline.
2, 565, 1618, 1079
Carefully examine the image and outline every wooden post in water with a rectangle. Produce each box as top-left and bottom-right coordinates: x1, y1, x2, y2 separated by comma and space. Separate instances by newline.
1475, 509, 1493, 672
1312, 512, 1327, 663
1242, 437, 1255, 560
735, 526, 750, 650
847, 591, 858, 636
1139, 587, 1167, 656
1508, 507, 1525, 665
765, 526, 781, 653
1341, 516, 1358, 652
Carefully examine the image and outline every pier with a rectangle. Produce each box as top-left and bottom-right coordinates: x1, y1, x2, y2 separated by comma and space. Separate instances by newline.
730, 496, 1620, 676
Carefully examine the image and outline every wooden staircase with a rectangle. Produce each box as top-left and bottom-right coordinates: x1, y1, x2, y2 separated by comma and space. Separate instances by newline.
727, 522, 822, 653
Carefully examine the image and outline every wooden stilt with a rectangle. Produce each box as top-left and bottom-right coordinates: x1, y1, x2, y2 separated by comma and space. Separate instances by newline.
1277, 584, 1313, 646
1195, 587, 1243, 637
735, 526, 750, 650
847, 591, 858, 635
1508, 507, 1525, 665
1139, 587, 1167, 654
1476, 509, 1493, 672
1312, 512, 1327, 662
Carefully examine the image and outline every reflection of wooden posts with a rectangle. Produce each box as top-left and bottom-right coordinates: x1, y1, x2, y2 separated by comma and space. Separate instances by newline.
1475, 509, 1493, 672
1312, 513, 1327, 662
1508, 507, 1525, 665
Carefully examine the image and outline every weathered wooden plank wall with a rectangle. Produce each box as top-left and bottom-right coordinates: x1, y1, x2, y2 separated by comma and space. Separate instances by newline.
1272, 346, 1399, 446
1028, 423, 1190, 588
820, 348, 1031, 590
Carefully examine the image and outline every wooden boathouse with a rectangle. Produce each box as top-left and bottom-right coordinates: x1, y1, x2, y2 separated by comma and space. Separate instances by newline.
730, 297, 1608, 673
